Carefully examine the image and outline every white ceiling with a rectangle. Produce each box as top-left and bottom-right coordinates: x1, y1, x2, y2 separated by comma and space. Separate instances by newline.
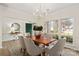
0, 3, 78, 19
1, 3, 76, 14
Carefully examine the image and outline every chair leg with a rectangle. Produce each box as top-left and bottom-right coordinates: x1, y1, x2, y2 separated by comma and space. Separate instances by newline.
60, 54, 62, 56
38, 54, 41, 56
41, 53, 43, 56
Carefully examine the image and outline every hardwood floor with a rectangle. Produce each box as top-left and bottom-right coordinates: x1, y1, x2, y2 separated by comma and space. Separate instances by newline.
62, 48, 79, 56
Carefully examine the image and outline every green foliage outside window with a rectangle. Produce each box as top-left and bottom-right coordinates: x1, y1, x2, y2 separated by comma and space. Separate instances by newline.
52, 34, 73, 43
61, 35, 73, 43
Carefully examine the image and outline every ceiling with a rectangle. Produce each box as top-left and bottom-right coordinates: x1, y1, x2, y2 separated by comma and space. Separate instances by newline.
0, 3, 78, 19
6, 3, 75, 14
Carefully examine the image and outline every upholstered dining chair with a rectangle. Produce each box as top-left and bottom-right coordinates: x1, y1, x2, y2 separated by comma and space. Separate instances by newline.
45, 39, 65, 56
43, 33, 53, 41
23, 37, 44, 56
17, 36, 25, 48
17, 36, 28, 55
0, 48, 11, 56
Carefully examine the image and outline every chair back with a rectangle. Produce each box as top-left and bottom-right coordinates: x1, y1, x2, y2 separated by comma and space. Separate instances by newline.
48, 39, 65, 56
24, 38, 43, 56
18, 36, 25, 48
43, 33, 52, 40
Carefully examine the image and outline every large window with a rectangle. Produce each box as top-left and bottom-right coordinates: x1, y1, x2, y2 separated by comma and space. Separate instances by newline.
61, 18, 73, 43
47, 18, 73, 43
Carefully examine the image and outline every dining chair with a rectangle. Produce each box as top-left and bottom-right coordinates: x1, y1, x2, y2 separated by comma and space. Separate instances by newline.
23, 37, 44, 56
17, 36, 29, 55
0, 48, 11, 56
43, 33, 53, 40
45, 39, 65, 56
17, 36, 25, 48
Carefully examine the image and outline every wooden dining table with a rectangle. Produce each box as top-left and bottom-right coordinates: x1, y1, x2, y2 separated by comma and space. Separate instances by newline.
32, 36, 56, 46
31, 36, 57, 56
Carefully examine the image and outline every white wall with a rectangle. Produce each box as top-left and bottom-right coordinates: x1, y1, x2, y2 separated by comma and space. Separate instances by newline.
45, 4, 79, 51
0, 5, 36, 41
2, 18, 25, 41
0, 18, 2, 48
0, 6, 5, 48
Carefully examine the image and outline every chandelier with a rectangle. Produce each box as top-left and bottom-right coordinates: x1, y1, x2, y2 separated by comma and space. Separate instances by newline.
33, 5, 50, 19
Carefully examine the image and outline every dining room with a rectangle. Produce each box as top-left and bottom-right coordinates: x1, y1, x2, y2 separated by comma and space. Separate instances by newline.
0, 3, 79, 56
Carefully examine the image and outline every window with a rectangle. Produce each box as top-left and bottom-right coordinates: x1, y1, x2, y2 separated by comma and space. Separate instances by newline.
61, 18, 73, 43
47, 18, 73, 43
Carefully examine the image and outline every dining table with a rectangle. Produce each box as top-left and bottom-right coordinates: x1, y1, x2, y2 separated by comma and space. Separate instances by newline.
31, 36, 57, 56
32, 36, 57, 46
